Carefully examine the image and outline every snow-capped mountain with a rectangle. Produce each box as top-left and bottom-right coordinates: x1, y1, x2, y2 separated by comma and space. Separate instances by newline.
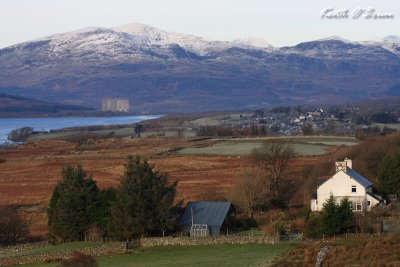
0, 23, 400, 113
112, 23, 217, 54
232, 37, 272, 49
383, 35, 400, 43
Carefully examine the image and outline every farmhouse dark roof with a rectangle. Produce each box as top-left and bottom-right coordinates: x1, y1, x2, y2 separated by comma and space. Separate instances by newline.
347, 168, 373, 188
367, 192, 383, 202
178, 201, 235, 227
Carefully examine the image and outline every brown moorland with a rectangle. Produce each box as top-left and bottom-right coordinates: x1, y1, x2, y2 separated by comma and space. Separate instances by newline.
0, 136, 351, 238
272, 234, 400, 267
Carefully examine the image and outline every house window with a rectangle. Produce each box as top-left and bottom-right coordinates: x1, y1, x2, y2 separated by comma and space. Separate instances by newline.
367, 201, 371, 206
351, 185, 357, 193
356, 203, 362, 211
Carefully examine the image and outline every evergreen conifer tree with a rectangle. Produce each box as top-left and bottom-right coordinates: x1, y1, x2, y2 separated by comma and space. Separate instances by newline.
48, 165, 100, 241
110, 155, 177, 242
377, 151, 400, 199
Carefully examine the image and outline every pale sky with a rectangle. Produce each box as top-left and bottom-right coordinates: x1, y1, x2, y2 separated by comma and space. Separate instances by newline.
0, 0, 399, 48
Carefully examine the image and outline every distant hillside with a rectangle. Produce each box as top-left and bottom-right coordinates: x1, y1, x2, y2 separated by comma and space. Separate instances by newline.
0, 93, 93, 116
1, 23, 400, 112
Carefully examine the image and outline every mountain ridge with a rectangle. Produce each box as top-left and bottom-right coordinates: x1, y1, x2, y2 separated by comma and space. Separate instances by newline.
0, 23, 400, 113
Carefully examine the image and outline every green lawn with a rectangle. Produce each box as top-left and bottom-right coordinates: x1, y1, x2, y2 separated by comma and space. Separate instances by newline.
24, 243, 293, 267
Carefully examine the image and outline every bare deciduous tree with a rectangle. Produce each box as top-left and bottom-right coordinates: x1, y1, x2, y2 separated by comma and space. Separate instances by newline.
0, 206, 29, 245
251, 142, 296, 199
231, 168, 268, 219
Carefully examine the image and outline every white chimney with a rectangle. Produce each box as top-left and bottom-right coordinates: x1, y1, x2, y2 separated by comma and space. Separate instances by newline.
335, 161, 347, 172
344, 158, 352, 169
335, 158, 352, 173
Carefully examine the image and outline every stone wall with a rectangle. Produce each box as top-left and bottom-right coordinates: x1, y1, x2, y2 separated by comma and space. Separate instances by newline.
142, 235, 277, 247
0, 242, 123, 266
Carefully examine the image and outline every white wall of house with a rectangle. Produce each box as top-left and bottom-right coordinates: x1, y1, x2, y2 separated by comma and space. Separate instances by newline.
314, 171, 366, 211
311, 159, 381, 212
366, 194, 381, 209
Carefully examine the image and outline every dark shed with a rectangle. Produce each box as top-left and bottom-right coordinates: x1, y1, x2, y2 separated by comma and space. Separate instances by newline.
178, 201, 236, 236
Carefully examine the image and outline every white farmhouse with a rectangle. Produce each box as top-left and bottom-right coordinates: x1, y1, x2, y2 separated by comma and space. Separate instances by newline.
311, 158, 384, 212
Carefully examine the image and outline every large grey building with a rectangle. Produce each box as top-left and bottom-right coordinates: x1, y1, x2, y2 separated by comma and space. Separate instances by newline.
102, 98, 129, 112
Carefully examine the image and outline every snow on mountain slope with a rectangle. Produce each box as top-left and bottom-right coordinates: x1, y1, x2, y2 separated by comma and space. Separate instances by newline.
4, 27, 144, 63
317, 36, 352, 43
383, 35, 400, 43
1, 23, 399, 65
232, 37, 273, 49
360, 36, 400, 56
113, 23, 233, 55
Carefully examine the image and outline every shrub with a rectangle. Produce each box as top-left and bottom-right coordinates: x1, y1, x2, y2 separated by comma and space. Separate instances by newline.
58, 252, 98, 267
304, 212, 323, 238
0, 206, 29, 245
239, 218, 258, 229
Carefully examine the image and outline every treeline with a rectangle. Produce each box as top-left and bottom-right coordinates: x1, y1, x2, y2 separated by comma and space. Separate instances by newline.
355, 112, 398, 125
355, 126, 397, 140
0, 93, 92, 114
48, 155, 178, 243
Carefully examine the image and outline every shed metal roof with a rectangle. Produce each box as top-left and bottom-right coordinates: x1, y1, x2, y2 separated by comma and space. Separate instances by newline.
178, 201, 235, 227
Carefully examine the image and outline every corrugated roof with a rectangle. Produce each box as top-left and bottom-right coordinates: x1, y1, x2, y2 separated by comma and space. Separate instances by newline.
178, 201, 235, 227
347, 168, 373, 188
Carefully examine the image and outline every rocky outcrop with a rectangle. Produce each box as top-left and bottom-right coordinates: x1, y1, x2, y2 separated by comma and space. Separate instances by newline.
315, 246, 329, 267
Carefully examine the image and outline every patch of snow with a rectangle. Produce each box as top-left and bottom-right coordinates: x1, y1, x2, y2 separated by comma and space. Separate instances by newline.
317, 36, 352, 43
383, 35, 400, 43
232, 37, 273, 49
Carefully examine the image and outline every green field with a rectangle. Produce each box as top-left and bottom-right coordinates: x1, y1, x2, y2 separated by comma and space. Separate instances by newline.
177, 142, 329, 156
29, 127, 135, 141
189, 114, 250, 127
304, 140, 358, 146
23, 243, 293, 267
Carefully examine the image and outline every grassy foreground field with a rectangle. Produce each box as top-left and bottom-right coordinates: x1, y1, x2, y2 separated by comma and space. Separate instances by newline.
23, 243, 293, 267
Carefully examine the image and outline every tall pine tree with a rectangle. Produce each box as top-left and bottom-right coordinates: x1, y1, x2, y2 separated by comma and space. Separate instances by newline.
110, 155, 177, 241
48, 165, 100, 241
320, 195, 354, 236
377, 151, 400, 199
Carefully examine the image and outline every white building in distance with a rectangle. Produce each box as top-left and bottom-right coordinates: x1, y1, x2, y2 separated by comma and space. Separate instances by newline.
311, 158, 384, 212
102, 98, 129, 112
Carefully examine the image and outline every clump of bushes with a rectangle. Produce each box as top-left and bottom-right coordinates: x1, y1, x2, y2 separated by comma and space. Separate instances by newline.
7, 127, 33, 142
0, 206, 29, 245
58, 252, 98, 267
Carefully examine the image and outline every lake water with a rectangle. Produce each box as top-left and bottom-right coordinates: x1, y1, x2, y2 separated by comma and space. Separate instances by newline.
0, 115, 161, 143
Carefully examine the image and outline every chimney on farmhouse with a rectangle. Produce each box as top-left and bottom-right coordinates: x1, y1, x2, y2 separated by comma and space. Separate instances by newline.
335, 158, 352, 173
344, 158, 352, 169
